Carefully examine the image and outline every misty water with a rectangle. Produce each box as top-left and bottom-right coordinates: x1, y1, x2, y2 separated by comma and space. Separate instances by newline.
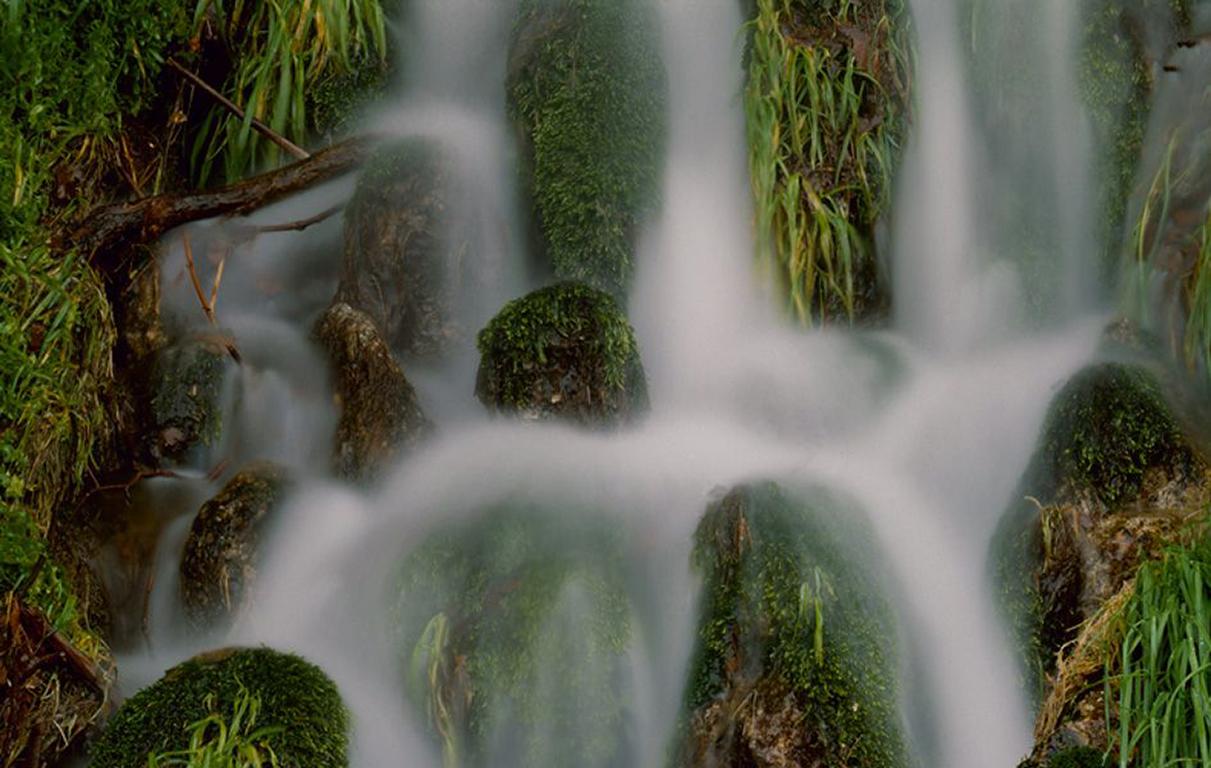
113, 1, 1127, 766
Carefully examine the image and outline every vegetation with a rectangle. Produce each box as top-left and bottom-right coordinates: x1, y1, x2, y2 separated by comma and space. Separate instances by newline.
1049, 746, 1105, 768
147, 684, 283, 768
1107, 539, 1211, 768
395, 502, 633, 768
190, 0, 388, 184
745, 0, 910, 325
507, 0, 666, 298
90, 648, 348, 768
681, 482, 906, 767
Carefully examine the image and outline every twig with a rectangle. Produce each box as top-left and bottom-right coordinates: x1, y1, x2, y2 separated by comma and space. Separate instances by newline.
182, 231, 217, 326
167, 58, 309, 161
80, 468, 181, 504
255, 204, 345, 234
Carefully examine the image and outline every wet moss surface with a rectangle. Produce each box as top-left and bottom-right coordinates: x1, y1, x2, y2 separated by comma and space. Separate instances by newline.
90, 647, 348, 768
394, 502, 633, 768
678, 481, 907, 768
507, 0, 667, 297
476, 281, 648, 426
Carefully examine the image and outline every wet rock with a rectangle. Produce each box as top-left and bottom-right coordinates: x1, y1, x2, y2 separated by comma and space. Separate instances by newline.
675, 482, 909, 768
314, 302, 431, 480
150, 334, 236, 463
335, 138, 462, 357
179, 462, 289, 626
506, 0, 666, 296
89, 647, 347, 768
991, 362, 1210, 759
475, 282, 648, 426
394, 501, 634, 768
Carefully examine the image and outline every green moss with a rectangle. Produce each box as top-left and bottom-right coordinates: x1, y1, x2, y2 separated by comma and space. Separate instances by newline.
307, 52, 393, 142
684, 482, 907, 767
476, 281, 644, 410
507, 0, 666, 297
1037, 363, 1190, 506
90, 647, 349, 768
1048, 746, 1106, 768
395, 502, 633, 767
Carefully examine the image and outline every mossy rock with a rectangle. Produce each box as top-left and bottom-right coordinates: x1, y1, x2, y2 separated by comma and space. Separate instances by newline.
314, 302, 432, 481
336, 138, 463, 357
394, 501, 634, 767
475, 282, 648, 426
90, 647, 348, 768
506, 0, 666, 297
308, 52, 393, 143
150, 334, 235, 463
992, 362, 1203, 698
675, 482, 908, 768
179, 462, 290, 627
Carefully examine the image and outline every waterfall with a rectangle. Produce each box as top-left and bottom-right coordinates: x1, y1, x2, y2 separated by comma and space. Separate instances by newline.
115, 2, 1113, 766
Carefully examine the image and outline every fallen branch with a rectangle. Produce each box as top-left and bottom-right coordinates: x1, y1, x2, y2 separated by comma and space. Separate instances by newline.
255, 203, 345, 234
74, 135, 375, 268
167, 58, 309, 161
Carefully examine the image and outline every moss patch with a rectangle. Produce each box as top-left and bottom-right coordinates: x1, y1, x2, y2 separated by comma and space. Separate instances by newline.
394, 502, 633, 767
1036, 363, 1191, 506
1048, 746, 1105, 768
506, 0, 666, 297
90, 647, 348, 768
678, 482, 907, 767
476, 281, 647, 424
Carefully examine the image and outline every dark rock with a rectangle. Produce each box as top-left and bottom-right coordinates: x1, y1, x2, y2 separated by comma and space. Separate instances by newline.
335, 138, 462, 357
675, 482, 909, 768
475, 282, 648, 426
314, 302, 431, 480
394, 501, 633, 768
180, 462, 289, 626
89, 647, 347, 768
150, 334, 235, 463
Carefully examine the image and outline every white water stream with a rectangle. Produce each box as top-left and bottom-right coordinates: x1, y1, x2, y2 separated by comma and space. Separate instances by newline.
114, 2, 1112, 766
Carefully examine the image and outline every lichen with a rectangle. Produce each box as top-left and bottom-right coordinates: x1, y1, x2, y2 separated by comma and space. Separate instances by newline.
476, 281, 647, 423
89, 647, 349, 768
506, 0, 667, 297
679, 481, 907, 768
394, 502, 633, 768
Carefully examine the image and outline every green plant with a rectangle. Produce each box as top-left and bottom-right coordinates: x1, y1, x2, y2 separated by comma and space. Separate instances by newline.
189, 0, 388, 184
90, 648, 348, 768
1184, 209, 1211, 378
147, 684, 283, 768
1107, 539, 1211, 768
745, 0, 908, 325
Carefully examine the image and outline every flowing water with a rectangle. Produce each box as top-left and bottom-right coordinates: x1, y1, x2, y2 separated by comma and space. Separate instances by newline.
112, 1, 1117, 766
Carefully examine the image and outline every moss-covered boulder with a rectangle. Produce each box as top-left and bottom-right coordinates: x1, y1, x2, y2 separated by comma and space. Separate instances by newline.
90, 647, 347, 768
675, 482, 908, 768
336, 138, 463, 357
150, 334, 236, 463
992, 362, 1210, 758
506, 0, 666, 297
179, 462, 290, 626
394, 502, 634, 767
475, 282, 647, 426
315, 302, 431, 480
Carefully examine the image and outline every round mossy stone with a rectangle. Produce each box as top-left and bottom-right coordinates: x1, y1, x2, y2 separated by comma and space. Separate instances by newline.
475, 281, 648, 426
90, 647, 348, 768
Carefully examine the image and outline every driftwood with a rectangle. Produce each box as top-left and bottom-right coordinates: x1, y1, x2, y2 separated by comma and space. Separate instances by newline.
73, 135, 376, 268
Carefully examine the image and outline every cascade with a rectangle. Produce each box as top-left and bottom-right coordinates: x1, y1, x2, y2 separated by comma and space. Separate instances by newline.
111, 2, 1113, 766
